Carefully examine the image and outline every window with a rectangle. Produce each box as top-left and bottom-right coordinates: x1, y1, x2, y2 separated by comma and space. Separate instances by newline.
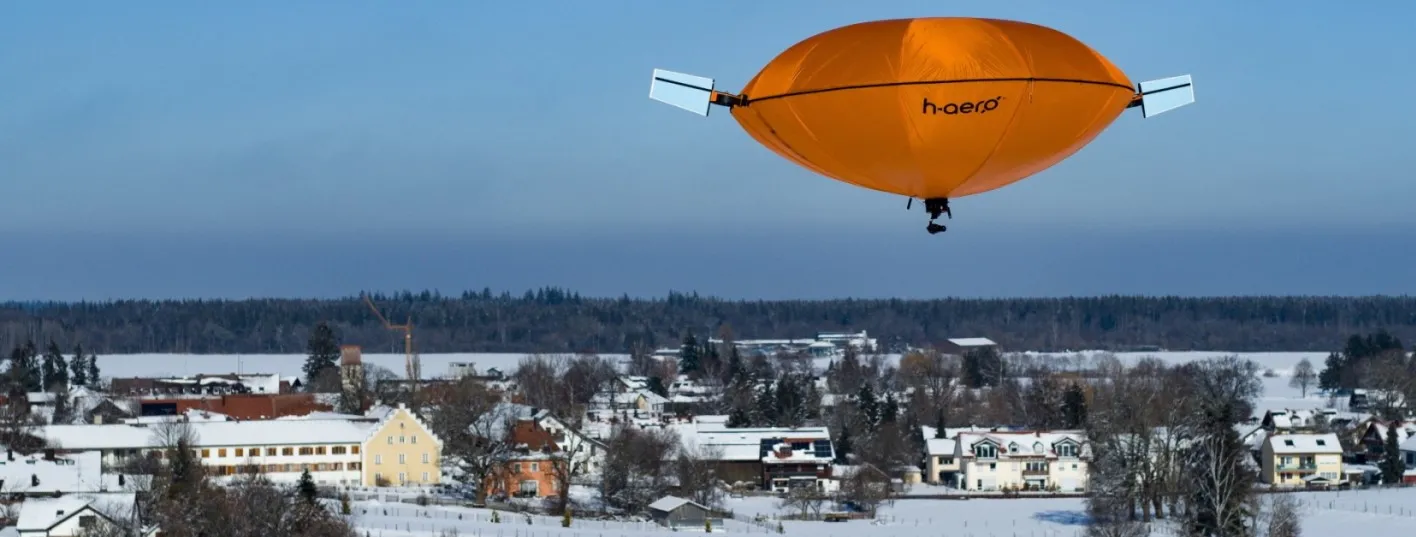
513, 463, 521, 474
374, 472, 382, 483
235, 448, 244, 457
1057, 443, 1079, 458
399, 435, 406, 444
1032, 442, 1044, 454
398, 454, 406, 464
531, 463, 539, 472
251, 446, 261, 455
201, 449, 210, 458
988, 462, 996, 470
422, 453, 430, 464
387, 436, 393, 445
218, 449, 227, 457
1283, 439, 1294, 447
398, 472, 406, 483
332, 446, 347, 455
316, 446, 326, 455
80, 515, 97, 528
1008, 442, 1019, 454
519, 480, 538, 495
1316, 439, 1327, 446
352, 446, 360, 454
974, 444, 997, 458
411, 434, 417, 444
282, 448, 294, 456
375, 455, 382, 465
422, 471, 429, 482
266, 448, 277, 456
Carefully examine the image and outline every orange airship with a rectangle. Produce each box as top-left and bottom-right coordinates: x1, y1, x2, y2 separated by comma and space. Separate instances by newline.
648, 17, 1195, 234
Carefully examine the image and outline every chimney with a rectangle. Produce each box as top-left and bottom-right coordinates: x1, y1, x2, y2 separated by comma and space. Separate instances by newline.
340, 345, 363, 366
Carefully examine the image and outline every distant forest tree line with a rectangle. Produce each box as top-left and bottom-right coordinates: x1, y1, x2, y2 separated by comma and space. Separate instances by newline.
2, 289, 1415, 354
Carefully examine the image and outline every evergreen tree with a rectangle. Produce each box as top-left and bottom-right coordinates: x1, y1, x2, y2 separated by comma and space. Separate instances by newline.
678, 333, 701, 375
881, 392, 899, 423
933, 413, 947, 438
1381, 426, 1406, 484
9, 341, 42, 392
833, 427, 853, 464
754, 382, 778, 426
303, 321, 341, 384
726, 406, 752, 428
85, 354, 100, 387
645, 376, 668, 398
722, 346, 744, 385
856, 383, 880, 429
1317, 351, 1345, 391
41, 340, 67, 391
297, 468, 319, 505
1061, 383, 1088, 429
69, 344, 88, 386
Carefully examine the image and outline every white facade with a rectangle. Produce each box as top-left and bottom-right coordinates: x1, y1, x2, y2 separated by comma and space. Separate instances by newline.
17, 498, 110, 537
955, 431, 1090, 492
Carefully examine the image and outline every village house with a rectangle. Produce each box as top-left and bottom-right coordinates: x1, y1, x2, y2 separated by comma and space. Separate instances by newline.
954, 430, 1089, 492
16, 497, 113, 537
1260, 433, 1343, 487
1260, 408, 1338, 433
1357, 420, 1415, 464
38, 403, 440, 487
938, 337, 998, 356
679, 422, 835, 493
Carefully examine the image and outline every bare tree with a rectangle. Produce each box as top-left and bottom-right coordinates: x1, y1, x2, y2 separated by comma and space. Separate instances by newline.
778, 486, 826, 520
546, 427, 600, 513
599, 425, 678, 514
515, 354, 572, 415
427, 376, 514, 502
1289, 359, 1317, 398
838, 464, 894, 516
674, 440, 725, 509
1260, 493, 1302, 537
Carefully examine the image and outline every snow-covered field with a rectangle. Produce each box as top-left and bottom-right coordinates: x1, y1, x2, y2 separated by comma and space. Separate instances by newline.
95, 350, 1327, 381
343, 487, 1416, 537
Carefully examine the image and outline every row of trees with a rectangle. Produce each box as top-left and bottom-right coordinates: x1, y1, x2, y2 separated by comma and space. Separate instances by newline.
7, 292, 1416, 353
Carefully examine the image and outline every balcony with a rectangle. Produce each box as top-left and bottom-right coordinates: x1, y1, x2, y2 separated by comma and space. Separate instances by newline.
1022, 465, 1050, 476
1276, 463, 1317, 471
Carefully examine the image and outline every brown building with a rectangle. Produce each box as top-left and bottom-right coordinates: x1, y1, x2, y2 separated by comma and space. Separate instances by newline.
138, 393, 331, 420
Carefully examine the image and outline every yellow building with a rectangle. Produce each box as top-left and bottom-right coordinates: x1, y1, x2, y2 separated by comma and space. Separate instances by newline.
1261, 433, 1342, 487
362, 404, 444, 487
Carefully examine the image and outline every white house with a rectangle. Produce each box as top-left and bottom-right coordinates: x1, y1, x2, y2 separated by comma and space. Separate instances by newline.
17, 497, 110, 537
38, 403, 441, 487
955, 430, 1089, 492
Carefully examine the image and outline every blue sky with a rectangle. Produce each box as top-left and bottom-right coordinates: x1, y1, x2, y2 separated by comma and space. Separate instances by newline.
2, 1, 1414, 300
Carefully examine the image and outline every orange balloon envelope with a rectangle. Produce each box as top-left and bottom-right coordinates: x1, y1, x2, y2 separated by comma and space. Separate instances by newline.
648, 17, 1195, 234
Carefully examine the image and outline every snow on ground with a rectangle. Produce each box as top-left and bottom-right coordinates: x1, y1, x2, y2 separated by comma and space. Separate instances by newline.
96, 351, 1327, 381
343, 487, 1416, 537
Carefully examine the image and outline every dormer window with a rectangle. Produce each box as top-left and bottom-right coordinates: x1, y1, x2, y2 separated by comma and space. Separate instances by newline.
1283, 440, 1294, 447
1033, 442, 1044, 454
1316, 439, 1326, 446
1008, 442, 1019, 454
1056, 443, 1079, 458
974, 444, 997, 459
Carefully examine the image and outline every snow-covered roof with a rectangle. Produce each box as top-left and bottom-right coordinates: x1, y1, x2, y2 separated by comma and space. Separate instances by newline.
1265, 409, 1338, 430
648, 495, 702, 512
123, 408, 231, 424
41, 418, 378, 451
0, 450, 103, 494
17, 496, 100, 531
947, 338, 996, 347
926, 437, 956, 457
958, 431, 1088, 459
1399, 434, 1416, 453
684, 426, 832, 462
1267, 433, 1341, 454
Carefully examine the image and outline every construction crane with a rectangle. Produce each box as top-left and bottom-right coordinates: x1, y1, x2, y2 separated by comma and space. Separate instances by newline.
362, 294, 422, 389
